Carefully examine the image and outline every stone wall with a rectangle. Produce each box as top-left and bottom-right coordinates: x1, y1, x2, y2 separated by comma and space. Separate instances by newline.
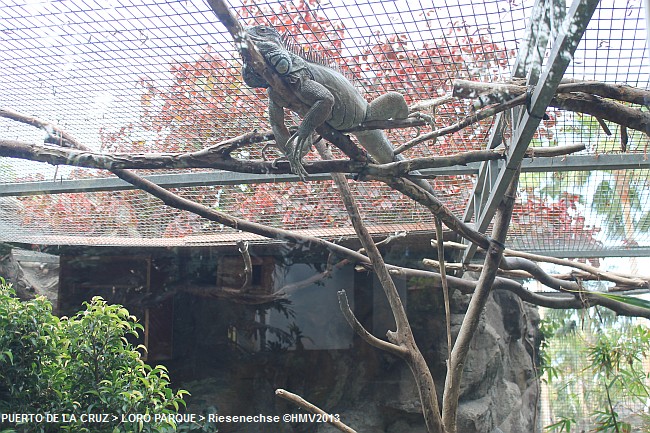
314, 289, 541, 433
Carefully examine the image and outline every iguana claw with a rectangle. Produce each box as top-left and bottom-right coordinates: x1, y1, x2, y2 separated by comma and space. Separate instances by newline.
286, 132, 312, 181
409, 111, 436, 130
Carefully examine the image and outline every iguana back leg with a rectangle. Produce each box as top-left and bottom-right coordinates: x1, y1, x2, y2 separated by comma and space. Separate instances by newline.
365, 91, 409, 122
367, 91, 436, 131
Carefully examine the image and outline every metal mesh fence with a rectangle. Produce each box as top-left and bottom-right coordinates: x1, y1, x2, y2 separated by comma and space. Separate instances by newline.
0, 0, 648, 254
538, 304, 650, 433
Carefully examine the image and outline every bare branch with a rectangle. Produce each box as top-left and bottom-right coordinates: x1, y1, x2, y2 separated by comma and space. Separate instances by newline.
315, 141, 444, 433
434, 218, 453, 363
502, 248, 650, 290
0, 137, 502, 175
429, 240, 649, 292
365, 150, 503, 176
442, 167, 520, 433
395, 93, 526, 154
337, 290, 407, 357
275, 389, 357, 433
552, 92, 650, 137
277, 255, 350, 296
524, 143, 586, 157
404, 265, 650, 318
409, 94, 456, 113
453, 79, 650, 137
0, 107, 84, 149
378, 175, 491, 250
556, 79, 650, 105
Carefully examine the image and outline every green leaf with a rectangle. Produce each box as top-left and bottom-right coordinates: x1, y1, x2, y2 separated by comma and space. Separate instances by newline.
545, 416, 575, 432
594, 292, 650, 310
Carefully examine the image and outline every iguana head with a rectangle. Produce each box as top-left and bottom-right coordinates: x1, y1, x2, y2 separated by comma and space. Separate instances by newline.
240, 25, 284, 89
245, 25, 283, 45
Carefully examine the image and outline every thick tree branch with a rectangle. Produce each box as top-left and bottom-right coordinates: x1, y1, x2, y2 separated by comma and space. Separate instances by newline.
552, 93, 650, 136
0, 135, 584, 177
405, 265, 650, 318
315, 141, 444, 433
337, 290, 407, 357
425, 258, 648, 291
429, 242, 650, 291
378, 175, 491, 250
502, 248, 650, 290
0, 137, 503, 175
453, 79, 650, 137
442, 167, 520, 433
0, 107, 84, 149
434, 217, 453, 363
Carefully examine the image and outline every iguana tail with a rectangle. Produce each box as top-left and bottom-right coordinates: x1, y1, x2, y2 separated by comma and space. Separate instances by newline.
355, 130, 436, 196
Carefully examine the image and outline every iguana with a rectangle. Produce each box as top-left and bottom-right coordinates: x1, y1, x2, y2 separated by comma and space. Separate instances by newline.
240, 25, 435, 195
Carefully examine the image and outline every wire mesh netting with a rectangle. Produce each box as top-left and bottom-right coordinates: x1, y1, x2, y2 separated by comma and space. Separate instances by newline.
0, 0, 648, 254
537, 303, 650, 433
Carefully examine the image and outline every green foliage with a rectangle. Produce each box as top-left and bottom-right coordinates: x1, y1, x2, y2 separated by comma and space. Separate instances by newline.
544, 416, 576, 433
0, 278, 188, 433
542, 307, 650, 433
593, 292, 650, 310
0, 278, 62, 415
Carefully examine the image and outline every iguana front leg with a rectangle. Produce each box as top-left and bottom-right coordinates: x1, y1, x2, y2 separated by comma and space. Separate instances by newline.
285, 79, 334, 175
268, 88, 321, 179
268, 90, 291, 153
269, 79, 334, 179
267, 90, 308, 177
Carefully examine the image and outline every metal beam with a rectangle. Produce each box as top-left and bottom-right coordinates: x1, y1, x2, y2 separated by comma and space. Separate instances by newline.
0, 153, 645, 197
0, 153, 646, 197
519, 152, 650, 172
501, 247, 650, 260
0, 171, 334, 197
462, 0, 552, 235
461, 0, 600, 264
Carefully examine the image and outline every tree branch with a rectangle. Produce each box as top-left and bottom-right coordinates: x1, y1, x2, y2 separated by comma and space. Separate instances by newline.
315, 141, 444, 433
453, 79, 650, 137
7, 106, 647, 319
337, 290, 407, 357
502, 248, 649, 290
427, 242, 649, 291
442, 167, 520, 433
275, 389, 357, 433
434, 217, 453, 363
0, 137, 500, 175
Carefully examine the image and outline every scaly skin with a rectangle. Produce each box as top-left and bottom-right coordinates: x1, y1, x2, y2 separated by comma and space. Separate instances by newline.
241, 25, 434, 195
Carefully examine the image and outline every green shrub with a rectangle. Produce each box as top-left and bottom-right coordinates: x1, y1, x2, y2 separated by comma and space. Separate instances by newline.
0, 278, 188, 433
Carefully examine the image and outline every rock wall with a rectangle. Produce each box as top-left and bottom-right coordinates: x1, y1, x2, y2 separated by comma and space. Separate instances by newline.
0, 248, 59, 308
455, 290, 540, 432
314, 289, 541, 433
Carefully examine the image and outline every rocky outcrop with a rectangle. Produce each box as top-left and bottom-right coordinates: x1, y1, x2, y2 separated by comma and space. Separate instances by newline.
316, 289, 540, 433
0, 248, 59, 308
